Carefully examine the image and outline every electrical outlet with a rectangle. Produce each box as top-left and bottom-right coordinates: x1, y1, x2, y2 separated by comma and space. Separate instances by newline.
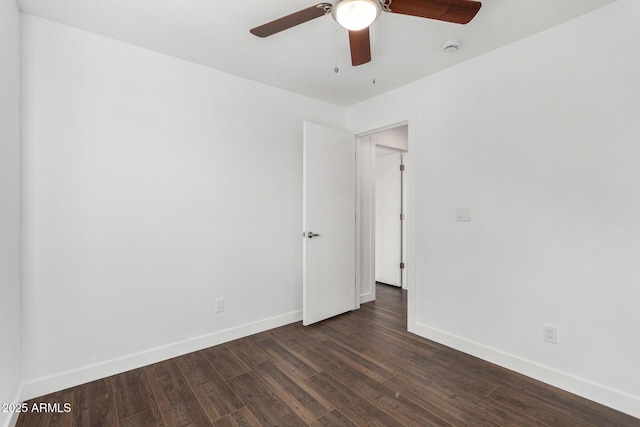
543, 324, 557, 344
215, 298, 224, 313
456, 207, 471, 221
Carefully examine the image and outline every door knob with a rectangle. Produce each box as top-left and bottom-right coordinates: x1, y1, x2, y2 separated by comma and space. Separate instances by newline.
306, 231, 320, 238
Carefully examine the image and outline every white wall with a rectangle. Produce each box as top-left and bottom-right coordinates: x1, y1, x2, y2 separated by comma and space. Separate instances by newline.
20, 14, 344, 398
0, 1, 22, 426
347, 0, 640, 418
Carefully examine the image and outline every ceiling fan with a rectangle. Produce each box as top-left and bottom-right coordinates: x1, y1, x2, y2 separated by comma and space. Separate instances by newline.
250, 0, 482, 66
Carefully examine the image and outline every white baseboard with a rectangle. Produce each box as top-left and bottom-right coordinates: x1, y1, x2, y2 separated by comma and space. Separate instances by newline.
360, 291, 375, 304
411, 321, 640, 420
21, 310, 302, 401
1, 385, 23, 427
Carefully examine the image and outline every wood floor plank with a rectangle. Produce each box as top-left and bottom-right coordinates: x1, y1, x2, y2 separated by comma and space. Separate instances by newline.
304, 371, 406, 427
112, 367, 156, 420
369, 346, 497, 396
382, 373, 483, 426
73, 378, 117, 427
257, 322, 330, 354
212, 407, 263, 427
435, 346, 554, 393
488, 384, 599, 427
225, 338, 272, 370
309, 409, 358, 427
369, 285, 405, 305
324, 331, 378, 354
353, 311, 446, 355
357, 302, 406, 330
145, 360, 213, 426
255, 337, 320, 380
253, 361, 333, 423
226, 372, 307, 426
312, 322, 376, 354
384, 344, 497, 396
305, 346, 451, 426
312, 314, 364, 342
385, 372, 541, 427
551, 395, 638, 427
317, 338, 397, 383
118, 406, 165, 427
359, 320, 444, 355
15, 388, 74, 427
201, 344, 251, 380
175, 351, 244, 420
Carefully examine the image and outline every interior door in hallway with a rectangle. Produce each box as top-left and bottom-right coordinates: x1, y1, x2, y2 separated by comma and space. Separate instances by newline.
375, 149, 404, 287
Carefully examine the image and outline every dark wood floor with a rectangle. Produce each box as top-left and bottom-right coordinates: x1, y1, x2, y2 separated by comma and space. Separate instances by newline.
17, 284, 639, 426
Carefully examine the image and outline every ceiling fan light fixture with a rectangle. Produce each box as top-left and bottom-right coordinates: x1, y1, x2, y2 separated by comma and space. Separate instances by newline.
332, 0, 381, 31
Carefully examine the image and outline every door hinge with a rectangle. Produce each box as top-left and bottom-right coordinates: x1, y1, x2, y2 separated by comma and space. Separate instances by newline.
400, 213, 405, 220
400, 164, 405, 171
400, 262, 405, 269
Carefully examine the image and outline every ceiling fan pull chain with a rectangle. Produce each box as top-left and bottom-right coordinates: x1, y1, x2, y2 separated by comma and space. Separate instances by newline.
334, 27, 340, 74
371, 23, 376, 84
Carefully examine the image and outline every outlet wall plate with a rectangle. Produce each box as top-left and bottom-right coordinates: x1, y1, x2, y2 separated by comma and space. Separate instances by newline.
456, 207, 471, 221
544, 324, 557, 344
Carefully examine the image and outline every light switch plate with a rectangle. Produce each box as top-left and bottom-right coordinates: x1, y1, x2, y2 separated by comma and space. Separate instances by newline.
456, 207, 471, 221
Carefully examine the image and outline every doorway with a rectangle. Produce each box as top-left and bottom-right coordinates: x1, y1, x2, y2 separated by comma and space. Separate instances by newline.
356, 123, 409, 304
302, 120, 414, 327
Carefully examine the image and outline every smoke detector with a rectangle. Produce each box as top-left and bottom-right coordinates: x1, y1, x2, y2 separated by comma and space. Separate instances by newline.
442, 40, 462, 54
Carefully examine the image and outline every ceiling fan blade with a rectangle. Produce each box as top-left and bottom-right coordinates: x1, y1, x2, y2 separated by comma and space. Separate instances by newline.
382, 0, 481, 24
250, 3, 332, 37
349, 28, 371, 66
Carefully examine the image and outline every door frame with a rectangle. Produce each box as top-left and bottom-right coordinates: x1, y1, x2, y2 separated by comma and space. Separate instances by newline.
355, 118, 416, 332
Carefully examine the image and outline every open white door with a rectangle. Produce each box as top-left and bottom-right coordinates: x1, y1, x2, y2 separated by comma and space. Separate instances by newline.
375, 151, 403, 287
303, 122, 357, 325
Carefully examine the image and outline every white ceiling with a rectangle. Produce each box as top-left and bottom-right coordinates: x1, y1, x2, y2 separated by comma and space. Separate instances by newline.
18, 0, 616, 106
